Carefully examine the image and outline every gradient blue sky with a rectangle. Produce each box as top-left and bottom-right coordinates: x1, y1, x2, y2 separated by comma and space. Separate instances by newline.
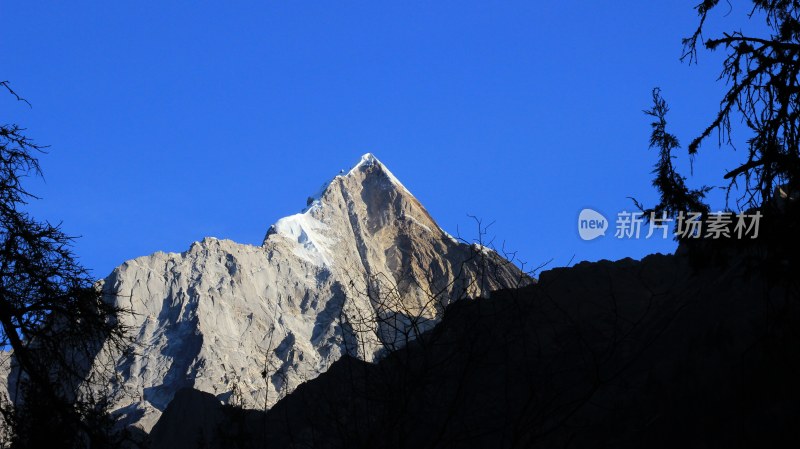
2, 2, 756, 277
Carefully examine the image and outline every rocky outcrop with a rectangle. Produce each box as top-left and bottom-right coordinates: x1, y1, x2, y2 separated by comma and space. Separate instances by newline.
94, 154, 528, 432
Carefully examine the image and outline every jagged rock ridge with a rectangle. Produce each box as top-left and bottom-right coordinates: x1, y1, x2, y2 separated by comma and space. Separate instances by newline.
93, 153, 528, 432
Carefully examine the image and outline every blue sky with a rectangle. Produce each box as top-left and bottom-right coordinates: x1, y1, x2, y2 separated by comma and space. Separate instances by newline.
2, 1, 756, 277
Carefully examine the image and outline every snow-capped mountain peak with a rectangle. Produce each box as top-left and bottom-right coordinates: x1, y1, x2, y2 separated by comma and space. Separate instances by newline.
88, 153, 528, 433
265, 153, 421, 267
350, 152, 414, 195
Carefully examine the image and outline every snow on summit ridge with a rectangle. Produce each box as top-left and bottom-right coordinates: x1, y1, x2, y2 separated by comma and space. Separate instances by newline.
83, 153, 529, 433
350, 152, 414, 196
348, 152, 396, 179
266, 153, 417, 266
307, 153, 413, 207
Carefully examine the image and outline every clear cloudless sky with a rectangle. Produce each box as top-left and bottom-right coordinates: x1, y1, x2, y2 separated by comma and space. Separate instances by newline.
1, 1, 760, 277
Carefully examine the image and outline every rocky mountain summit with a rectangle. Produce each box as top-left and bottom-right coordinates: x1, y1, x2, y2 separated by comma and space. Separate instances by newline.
93, 154, 528, 432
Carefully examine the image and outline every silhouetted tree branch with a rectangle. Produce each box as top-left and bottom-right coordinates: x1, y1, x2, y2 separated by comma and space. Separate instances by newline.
632, 88, 712, 220
680, 1, 800, 208
0, 82, 130, 448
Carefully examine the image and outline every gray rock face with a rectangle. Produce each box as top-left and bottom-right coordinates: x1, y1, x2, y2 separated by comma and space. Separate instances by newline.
96, 154, 528, 432
0, 350, 10, 442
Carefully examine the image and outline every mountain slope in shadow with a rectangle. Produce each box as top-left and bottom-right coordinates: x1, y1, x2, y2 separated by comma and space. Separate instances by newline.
151, 245, 800, 448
